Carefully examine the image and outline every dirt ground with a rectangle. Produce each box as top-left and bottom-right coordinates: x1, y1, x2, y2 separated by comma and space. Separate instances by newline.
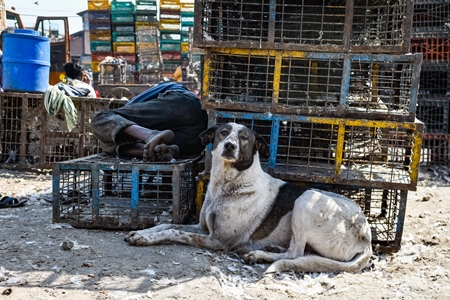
0, 166, 449, 300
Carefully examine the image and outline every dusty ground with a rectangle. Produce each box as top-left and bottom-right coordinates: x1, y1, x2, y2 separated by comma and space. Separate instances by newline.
0, 166, 449, 300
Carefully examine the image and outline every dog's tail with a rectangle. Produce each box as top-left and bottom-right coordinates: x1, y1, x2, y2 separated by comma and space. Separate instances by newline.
265, 246, 372, 274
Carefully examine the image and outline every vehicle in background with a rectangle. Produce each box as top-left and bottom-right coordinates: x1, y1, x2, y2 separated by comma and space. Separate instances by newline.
3, 8, 70, 85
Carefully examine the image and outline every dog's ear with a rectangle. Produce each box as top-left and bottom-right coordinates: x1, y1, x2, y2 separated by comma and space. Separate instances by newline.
254, 132, 270, 159
199, 125, 219, 145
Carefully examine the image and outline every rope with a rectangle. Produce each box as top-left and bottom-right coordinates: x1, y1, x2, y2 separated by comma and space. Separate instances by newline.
44, 85, 78, 132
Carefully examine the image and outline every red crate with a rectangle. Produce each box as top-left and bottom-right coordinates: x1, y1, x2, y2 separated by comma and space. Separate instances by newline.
411, 38, 450, 62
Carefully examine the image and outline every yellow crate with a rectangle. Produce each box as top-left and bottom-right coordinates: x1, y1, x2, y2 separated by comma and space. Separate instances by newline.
91, 61, 100, 72
113, 42, 136, 53
181, 42, 189, 53
88, 0, 110, 10
159, 22, 180, 32
137, 42, 159, 50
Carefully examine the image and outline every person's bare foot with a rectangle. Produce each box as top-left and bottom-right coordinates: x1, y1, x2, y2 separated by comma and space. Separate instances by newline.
154, 144, 180, 162
143, 130, 175, 161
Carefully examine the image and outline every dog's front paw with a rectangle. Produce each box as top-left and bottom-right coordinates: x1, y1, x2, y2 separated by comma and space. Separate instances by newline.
125, 230, 155, 246
243, 250, 266, 264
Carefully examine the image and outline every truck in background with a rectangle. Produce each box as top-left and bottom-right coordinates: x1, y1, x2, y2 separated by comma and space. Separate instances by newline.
2, 6, 70, 85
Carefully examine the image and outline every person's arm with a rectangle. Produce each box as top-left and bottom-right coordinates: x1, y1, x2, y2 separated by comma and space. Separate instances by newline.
173, 66, 182, 82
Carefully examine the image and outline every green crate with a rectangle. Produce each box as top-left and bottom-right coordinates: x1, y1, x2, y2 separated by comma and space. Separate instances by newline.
90, 41, 112, 52
111, 1, 135, 12
112, 12, 135, 23
112, 31, 136, 42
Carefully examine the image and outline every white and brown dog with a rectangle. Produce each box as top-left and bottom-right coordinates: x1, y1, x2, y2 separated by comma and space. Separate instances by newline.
125, 122, 372, 274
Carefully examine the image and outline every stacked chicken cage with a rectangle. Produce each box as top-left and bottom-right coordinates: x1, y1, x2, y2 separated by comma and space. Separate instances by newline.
88, 0, 113, 83
411, 0, 450, 165
135, 0, 163, 83
194, 0, 423, 252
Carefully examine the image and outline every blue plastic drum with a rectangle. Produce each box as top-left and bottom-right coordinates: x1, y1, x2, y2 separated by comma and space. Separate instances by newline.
2, 29, 50, 93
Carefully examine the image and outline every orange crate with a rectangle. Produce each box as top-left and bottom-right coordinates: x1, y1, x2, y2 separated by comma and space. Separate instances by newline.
88, 0, 110, 10
411, 38, 450, 62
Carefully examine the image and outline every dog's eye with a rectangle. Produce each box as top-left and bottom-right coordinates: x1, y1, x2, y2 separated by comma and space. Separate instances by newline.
240, 135, 248, 141
220, 130, 229, 136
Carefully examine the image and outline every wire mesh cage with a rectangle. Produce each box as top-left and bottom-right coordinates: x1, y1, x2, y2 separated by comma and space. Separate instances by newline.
421, 133, 450, 166
416, 99, 450, 134
194, 0, 412, 53
208, 110, 424, 190
52, 154, 199, 230
412, 0, 450, 37
0, 92, 127, 169
203, 50, 422, 121
196, 173, 408, 252
418, 63, 450, 99
411, 38, 450, 62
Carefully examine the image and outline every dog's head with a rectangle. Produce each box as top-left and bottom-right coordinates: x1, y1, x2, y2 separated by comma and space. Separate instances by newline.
200, 123, 269, 170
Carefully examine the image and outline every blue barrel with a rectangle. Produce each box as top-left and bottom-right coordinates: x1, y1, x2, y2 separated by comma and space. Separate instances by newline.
2, 29, 50, 93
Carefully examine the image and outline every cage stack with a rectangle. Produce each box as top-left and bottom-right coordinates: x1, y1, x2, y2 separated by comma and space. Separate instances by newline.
411, 0, 450, 165
88, 0, 113, 83
109, 0, 136, 83
159, 0, 182, 77
135, 0, 163, 84
194, 0, 423, 252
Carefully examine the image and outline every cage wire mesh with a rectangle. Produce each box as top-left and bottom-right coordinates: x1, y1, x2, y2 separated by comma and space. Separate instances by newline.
412, 0, 450, 37
0, 93, 127, 168
205, 51, 421, 120
209, 111, 422, 190
418, 64, 450, 98
53, 154, 198, 230
195, 0, 410, 51
416, 99, 450, 134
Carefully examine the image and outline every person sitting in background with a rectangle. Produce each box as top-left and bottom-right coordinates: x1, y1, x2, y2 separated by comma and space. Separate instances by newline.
61, 61, 97, 98
173, 56, 189, 83
91, 81, 207, 162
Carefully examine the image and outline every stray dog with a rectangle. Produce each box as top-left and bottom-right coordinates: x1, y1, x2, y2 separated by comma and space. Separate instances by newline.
125, 122, 372, 274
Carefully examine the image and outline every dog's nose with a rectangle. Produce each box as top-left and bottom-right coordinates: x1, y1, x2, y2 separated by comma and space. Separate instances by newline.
224, 142, 236, 152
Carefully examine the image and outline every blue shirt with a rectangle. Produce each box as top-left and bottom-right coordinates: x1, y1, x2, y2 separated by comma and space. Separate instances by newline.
125, 81, 197, 106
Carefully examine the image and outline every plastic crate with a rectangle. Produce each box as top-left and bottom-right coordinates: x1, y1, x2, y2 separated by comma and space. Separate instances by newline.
89, 30, 112, 42
160, 40, 181, 51
113, 25, 135, 32
89, 23, 111, 31
135, 21, 159, 31
90, 41, 112, 52
112, 31, 136, 42
418, 63, 450, 99
416, 99, 450, 134
88, 10, 111, 23
52, 154, 199, 230
88, 0, 110, 11
161, 51, 181, 61
91, 52, 113, 64
207, 110, 424, 191
203, 50, 423, 122
136, 0, 158, 11
194, 0, 413, 53
413, 0, 450, 38
135, 13, 158, 23
111, 0, 135, 12
111, 12, 135, 24
421, 133, 450, 165
113, 42, 136, 53
136, 42, 159, 51
411, 38, 450, 62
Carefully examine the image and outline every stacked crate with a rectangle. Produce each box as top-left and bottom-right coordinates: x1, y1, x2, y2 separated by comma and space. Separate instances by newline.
135, 0, 163, 83
111, 0, 136, 83
411, 0, 450, 165
88, 0, 113, 83
180, 0, 193, 58
194, 0, 423, 252
159, 0, 181, 77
